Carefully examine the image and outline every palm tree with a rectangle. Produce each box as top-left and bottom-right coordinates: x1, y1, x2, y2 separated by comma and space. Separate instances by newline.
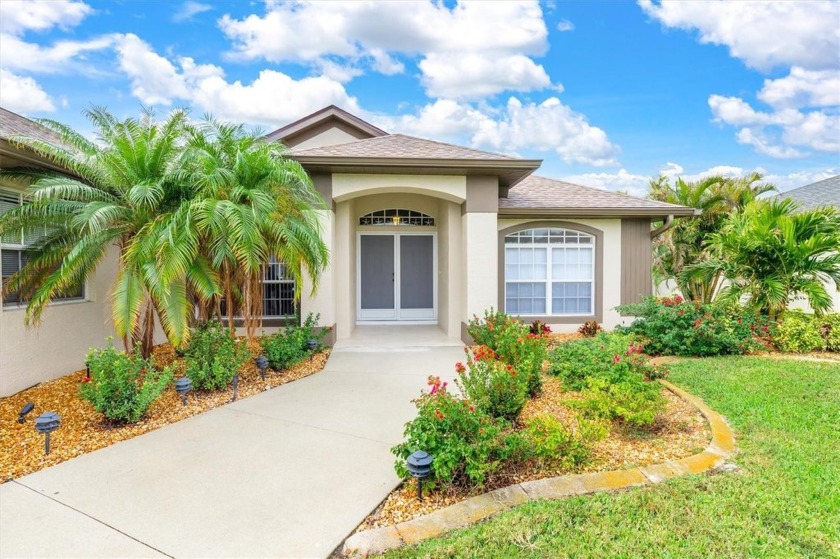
168, 118, 329, 339
0, 107, 191, 356
682, 198, 840, 318
649, 173, 778, 302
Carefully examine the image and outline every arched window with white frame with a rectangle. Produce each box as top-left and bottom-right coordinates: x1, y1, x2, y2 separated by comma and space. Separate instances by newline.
504, 228, 594, 315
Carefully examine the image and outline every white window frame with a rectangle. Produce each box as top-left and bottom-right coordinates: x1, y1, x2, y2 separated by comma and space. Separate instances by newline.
504, 228, 595, 316
261, 257, 296, 318
1, 187, 85, 308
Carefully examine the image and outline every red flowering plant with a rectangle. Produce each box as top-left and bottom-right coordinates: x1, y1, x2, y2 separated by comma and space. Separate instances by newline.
391, 375, 508, 488
455, 346, 529, 421
468, 310, 548, 396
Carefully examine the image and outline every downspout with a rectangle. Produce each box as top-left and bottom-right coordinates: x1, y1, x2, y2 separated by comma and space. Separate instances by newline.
650, 214, 674, 238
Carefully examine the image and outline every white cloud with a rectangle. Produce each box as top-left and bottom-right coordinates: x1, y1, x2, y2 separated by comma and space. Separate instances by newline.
172, 1, 212, 23
758, 68, 840, 109
710, 92, 838, 158
0, 33, 115, 74
0, 0, 92, 35
112, 34, 358, 126
418, 53, 550, 98
557, 19, 574, 32
374, 96, 620, 167
218, 1, 553, 98
562, 163, 839, 197
562, 169, 649, 197
0, 68, 55, 113
316, 59, 363, 83
639, 0, 840, 72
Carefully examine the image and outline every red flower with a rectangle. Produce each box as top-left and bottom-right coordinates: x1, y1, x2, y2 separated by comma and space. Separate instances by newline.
81, 376, 91, 383
455, 362, 466, 374
469, 405, 475, 411
613, 355, 621, 364
435, 410, 444, 420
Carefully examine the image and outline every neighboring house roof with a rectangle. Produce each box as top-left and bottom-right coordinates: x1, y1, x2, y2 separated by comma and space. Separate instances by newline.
500, 175, 698, 217
0, 107, 62, 145
0, 107, 67, 172
265, 105, 388, 144
778, 175, 840, 210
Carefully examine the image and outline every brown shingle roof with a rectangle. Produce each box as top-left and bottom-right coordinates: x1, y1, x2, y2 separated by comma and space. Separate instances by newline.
290, 133, 516, 161
0, 107, 62, 145
501, 175, 697, 216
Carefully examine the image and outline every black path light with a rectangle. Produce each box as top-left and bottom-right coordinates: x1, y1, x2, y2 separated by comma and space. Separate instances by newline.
255, 355, 268, 381
18, 402, 35, 423
406, 450, 433, 502
231, 372, 239, 402
85, 359, 91, 381
175, 377, 192, 406
34, 412, 60, 455
307, 338, 318, 351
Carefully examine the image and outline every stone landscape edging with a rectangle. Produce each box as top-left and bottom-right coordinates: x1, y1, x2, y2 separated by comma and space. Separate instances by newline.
342, 379, 736, 557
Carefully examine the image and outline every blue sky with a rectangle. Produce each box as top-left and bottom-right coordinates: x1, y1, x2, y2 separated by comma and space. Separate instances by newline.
1, 0, 838, 194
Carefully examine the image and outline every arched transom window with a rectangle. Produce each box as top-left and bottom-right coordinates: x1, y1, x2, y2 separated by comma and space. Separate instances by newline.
504, 228, 594, 315
359, 209, 435, 226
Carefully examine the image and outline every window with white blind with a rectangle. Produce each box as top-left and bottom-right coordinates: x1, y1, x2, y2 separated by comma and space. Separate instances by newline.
504, 228, 594, 316
262, 257, 296, 317
1, 188, 84, 307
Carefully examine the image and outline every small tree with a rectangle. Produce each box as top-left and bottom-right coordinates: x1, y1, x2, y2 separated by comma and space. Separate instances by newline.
682, 198, 840, 318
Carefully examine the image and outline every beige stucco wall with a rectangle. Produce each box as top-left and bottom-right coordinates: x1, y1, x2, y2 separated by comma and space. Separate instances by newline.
299, 209, 336, 328
324, 182, 465, 340
332, 174, 467, 204
497, 218, 628, 332
289, 126, 364, 151
462, 212, 499, 320
0, 247, 120, 396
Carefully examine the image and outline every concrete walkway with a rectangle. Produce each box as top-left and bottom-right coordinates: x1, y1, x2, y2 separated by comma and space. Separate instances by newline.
0, 326, 463, 559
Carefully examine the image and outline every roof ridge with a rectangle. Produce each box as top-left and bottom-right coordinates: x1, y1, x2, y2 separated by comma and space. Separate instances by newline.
386, 133, 515, 159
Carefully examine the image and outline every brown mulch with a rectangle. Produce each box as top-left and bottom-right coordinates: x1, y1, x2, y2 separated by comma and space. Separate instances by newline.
358, 374, 709, 531
0, 343, 329, 483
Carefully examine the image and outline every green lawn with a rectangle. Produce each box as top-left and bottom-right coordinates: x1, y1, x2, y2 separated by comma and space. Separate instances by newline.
385, 357, 840, 558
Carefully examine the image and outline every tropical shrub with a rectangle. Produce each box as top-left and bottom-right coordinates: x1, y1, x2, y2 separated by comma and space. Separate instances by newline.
392, 376, 508, 488
467, 310, 547, 396
577, 320, 602, 337
578, 376, 666, 428
183, 321, 250, 390
682, 198, 840, 318
299, 312, 331, 350
617, 296, 765, 356
455, 346, 528, 421
548, 333, 665, 389
775, 311, 840, 353
82, 342, 173, 423
518, 414, 607, 468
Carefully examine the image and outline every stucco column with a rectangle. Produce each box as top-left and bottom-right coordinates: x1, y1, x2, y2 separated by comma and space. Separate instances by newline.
460, 176, 499, 342
300, 208, 335, 330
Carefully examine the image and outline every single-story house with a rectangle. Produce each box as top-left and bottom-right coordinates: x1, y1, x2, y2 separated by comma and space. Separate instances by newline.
0, 104, 695, 396
1, 107, 124, 395
778, 175, 840, 313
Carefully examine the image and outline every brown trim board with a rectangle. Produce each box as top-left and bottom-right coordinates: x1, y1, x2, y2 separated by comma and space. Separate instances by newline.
620, 218, 653, 308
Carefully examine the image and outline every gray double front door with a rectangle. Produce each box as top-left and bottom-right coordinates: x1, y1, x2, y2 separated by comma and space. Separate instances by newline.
358, 233, 436, 321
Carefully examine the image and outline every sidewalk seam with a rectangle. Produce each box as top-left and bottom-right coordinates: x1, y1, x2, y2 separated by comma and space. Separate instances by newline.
11, 481, 174, 559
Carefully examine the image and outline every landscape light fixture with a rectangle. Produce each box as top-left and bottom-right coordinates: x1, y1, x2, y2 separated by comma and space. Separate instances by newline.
85, 360, 90, 380
174, 377, 192, 406
17, 402, 35, 423
406, 450, 433, 502
307, 338, 317, 351
34, 411, 60, 455
255, 355, 269, 381
231, 373, 239, 402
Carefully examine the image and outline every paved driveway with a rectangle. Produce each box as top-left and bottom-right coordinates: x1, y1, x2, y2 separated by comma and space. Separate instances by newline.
0, 327, 463, 558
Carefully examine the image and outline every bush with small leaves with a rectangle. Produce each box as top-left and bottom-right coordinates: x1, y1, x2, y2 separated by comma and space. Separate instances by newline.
391, 376, 509, 488
82, 341, 172, 423
184, 321, 250, 390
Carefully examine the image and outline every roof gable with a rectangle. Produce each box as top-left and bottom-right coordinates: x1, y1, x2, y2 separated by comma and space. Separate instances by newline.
264, 105, 388, 148
290, 133, 517, 161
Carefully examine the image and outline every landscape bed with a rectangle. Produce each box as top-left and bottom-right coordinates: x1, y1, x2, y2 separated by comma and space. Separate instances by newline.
0, 341, 329, 482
